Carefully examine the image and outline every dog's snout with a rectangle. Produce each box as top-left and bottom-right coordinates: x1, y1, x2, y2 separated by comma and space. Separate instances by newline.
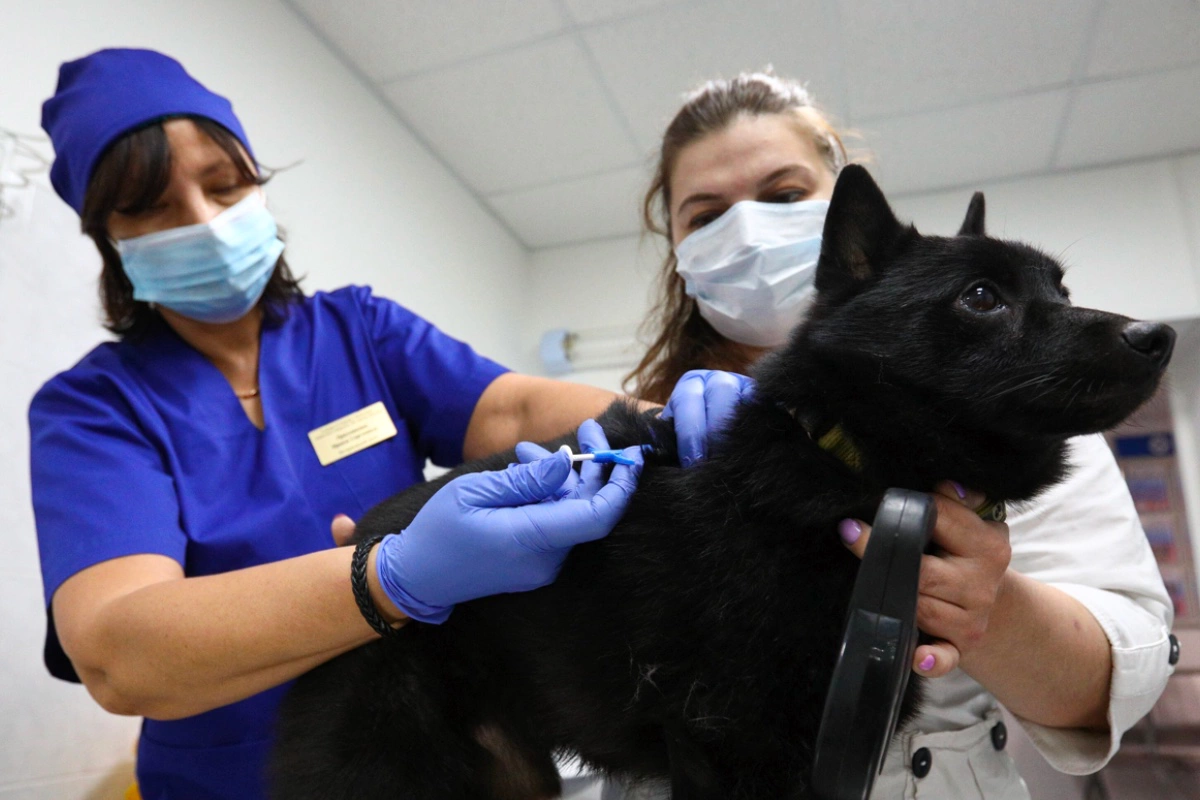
1122, 321, 1176, 368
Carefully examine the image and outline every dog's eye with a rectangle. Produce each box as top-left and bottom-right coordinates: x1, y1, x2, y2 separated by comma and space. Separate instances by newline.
961, 284, 1004, 313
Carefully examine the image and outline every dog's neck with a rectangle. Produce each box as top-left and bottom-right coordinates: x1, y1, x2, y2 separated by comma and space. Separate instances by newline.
778, 407, 1007, 521
748, 348, 1070, 505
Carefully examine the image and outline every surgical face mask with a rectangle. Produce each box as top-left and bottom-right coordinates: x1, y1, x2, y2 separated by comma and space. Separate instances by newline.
116, 191, 285, 324
674, 199, 829, 347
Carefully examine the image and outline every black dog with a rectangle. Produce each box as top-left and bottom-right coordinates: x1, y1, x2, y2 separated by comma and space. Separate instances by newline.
272, 165, 1173, 799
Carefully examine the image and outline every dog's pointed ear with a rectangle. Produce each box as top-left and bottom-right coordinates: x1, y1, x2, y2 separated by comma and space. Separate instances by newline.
958, 192, 986, 236
816, 165, 909, 298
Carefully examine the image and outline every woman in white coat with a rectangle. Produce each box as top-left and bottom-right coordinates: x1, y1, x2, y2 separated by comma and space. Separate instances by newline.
603, 71, 1177, 799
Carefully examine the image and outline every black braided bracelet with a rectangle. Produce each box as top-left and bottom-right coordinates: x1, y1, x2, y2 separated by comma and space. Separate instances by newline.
351, 533, 403, 638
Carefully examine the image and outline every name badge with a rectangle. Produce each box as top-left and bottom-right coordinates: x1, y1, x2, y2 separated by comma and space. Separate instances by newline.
308, 401, 398, 466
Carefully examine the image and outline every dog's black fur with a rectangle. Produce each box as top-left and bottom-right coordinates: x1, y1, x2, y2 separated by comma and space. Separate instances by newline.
272, 166, 1174, 799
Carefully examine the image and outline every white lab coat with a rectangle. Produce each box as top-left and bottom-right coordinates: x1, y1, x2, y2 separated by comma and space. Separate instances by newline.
568, 434, 1176, 799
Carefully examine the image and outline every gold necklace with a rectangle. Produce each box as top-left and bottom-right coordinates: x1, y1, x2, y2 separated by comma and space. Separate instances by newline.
236, 387, 260, 400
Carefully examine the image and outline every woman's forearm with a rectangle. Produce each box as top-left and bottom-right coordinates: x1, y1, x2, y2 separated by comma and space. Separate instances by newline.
959, 569, 1112, 730
464, 373, 618, 460
69, 546, 386, 720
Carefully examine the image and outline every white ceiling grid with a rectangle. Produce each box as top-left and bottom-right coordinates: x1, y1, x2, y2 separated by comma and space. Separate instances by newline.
285, 0, 1200, 249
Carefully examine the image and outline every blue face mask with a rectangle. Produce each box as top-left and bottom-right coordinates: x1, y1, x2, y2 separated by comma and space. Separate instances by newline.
116, 191, 285, 324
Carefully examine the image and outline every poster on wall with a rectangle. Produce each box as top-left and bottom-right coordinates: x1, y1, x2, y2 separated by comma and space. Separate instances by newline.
1108, 393, 1200, 627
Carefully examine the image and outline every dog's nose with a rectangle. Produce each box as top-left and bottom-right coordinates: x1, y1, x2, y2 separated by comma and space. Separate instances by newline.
1122, 321, 1176, 368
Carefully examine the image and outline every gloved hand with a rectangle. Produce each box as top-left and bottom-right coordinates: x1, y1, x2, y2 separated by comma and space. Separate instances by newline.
375, 423, 643, 624
514, 418, 613, 500
660, 369, 754, 467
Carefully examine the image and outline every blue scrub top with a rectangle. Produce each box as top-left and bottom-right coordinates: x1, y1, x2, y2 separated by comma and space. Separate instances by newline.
29, 285, 509, 800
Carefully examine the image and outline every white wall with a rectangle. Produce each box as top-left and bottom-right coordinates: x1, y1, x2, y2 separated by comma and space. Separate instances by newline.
0, 1, 529, 797
525, 235, 668, 393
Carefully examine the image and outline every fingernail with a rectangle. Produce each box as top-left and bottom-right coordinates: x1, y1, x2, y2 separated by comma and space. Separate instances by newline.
334, 513, 350, 521
919, 654, 936, 671
838, 519, 862, 545
949, 481, 966, 499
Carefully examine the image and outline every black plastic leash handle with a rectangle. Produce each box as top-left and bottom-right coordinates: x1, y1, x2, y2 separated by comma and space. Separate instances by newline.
811, 489, 937, 800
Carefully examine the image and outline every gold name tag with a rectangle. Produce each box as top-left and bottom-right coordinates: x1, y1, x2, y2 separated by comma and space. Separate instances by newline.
308, 401, 398, 466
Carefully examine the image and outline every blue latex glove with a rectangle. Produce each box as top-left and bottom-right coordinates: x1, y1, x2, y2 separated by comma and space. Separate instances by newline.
376, 425, 643, 624
660, 369, 754, 467
514, 418, 614, 501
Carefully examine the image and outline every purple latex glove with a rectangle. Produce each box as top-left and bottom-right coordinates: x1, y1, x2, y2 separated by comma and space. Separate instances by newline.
660, 369, 754, 467
376, 423, 643, 624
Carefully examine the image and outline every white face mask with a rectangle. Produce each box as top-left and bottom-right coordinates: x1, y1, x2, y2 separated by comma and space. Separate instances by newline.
675, 199, 829, 347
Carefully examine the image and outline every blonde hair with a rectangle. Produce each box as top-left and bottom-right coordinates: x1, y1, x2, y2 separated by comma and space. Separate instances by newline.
625, 71, 849, 402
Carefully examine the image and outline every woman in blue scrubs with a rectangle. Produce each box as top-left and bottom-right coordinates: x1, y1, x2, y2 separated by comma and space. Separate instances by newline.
29, 48, 748, 800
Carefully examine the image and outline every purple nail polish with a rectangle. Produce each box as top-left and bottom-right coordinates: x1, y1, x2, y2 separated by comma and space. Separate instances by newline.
919, 654, 935, 671
950, 481, 966, 499
838, 519, 862, 545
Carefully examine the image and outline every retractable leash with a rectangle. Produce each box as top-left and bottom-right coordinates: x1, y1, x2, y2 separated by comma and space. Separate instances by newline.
812, 489, 937, 800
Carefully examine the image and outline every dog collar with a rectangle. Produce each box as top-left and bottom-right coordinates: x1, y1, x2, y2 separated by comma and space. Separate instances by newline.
815, 423, 866, 472
790, 412, 1008, 523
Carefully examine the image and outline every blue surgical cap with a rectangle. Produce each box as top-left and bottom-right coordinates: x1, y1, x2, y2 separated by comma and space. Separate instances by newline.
41, 48, 255, 214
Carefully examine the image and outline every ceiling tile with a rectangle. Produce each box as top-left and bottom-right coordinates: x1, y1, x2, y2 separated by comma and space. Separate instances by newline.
1055, 64, 1200, 169
383, 37, 643, 194
487, 166, 649, 248
838, 0, 1096, 120
562, 0, 690, 25
583, 0, 845, 153
289, 0, 567, 81
863, 90, 1070, 196
1086, 0, 1200, 78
